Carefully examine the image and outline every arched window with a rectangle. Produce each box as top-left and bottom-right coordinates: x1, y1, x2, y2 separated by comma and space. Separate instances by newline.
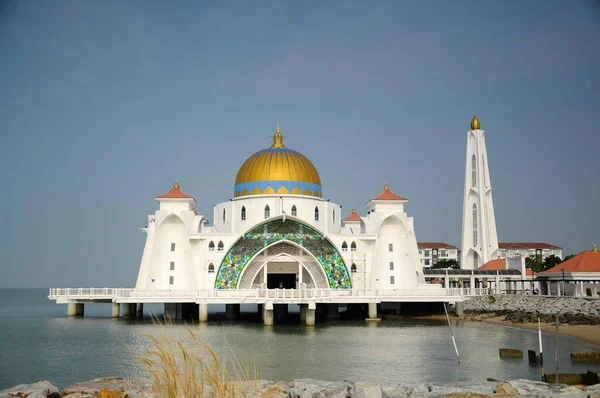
472, 204, 478, 247
314, 207, 319, 221
341, 241, 348, 251
222, 208, 226, 223
241, 206, 246, 221
333, 209, 336, 222
473, 252, 478, 268
264, 205, 270, 219
208, 263, 215, 273
218, 240, 224, 251
351, 263, 357, 273
208, 241, 215, 251
351, 241, 357, 251
471, 155, 477, 187
291, 205, 297, 217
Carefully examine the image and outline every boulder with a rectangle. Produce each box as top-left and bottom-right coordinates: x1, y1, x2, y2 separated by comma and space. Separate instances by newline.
62, 377, 137, 396
291, 379, 349, 398
585, 383, 600, 398
507, 379, 587, 397
428, 382, 496, 396
380, 383, 428, 398
0, 381, 59, 398
494, 383, 517, 395
350, 382, 382, 398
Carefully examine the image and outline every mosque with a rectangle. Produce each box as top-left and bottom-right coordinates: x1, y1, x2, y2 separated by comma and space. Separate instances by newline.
135, 125, 424, 295
49, 118, 509, 324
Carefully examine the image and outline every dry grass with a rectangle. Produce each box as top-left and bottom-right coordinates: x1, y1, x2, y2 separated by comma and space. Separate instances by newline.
137, 317, 259, 398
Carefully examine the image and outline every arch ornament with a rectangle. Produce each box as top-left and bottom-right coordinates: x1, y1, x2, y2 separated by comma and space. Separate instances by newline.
214, 218, 351, 289
237, 242, 329, 289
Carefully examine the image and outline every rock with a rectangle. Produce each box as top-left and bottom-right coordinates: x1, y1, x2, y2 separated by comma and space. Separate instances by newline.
380, 383, 428, 398
507, 379, 587, 397
494, 383, 517, 395
62, 377, 137, 396
351, 382, 382, 398
442, 393, 488, 398
291, 379, 349, 398
585, 383, 600, 398
428, 382, 496, 396
60, 394, 95, 398
260, 384, 288, 398
0, 381, 59, 398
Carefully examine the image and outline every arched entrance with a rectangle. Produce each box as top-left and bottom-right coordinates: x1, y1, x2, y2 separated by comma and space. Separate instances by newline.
214, 217, 351, 289
237, 241, 329, 289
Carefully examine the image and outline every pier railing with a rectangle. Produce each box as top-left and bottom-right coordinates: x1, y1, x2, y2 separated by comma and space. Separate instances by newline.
48, 287, 488, 303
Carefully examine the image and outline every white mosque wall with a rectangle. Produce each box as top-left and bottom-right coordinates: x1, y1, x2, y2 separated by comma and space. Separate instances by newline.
137, 214, 197, 290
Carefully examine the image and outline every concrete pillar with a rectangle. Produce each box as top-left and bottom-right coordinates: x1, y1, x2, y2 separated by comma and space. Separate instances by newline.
368, 303, 377, 319
112, 303, 120, 318
122, 303, 131, 317
199, 303, 208, 323
455, 301, 464, 316
263, 302, 274, 326
226, 304, 239, 320
305, 303, 316, 326
67, 303, 77, 316
136, 303, 143, 316
299, 304, 307, 322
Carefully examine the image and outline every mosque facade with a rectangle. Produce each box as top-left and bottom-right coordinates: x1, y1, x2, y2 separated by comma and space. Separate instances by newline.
134, 126, 425, 293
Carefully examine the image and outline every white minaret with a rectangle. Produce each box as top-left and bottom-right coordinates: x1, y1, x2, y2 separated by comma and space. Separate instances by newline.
460, 116, 499, 269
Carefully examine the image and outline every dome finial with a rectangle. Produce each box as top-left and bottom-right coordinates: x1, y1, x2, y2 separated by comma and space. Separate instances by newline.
272, 123, 285, 148
594, 244, 598, 252
471, 115, 480, 130
174, 179, 179, 189
384, 182, 389, 191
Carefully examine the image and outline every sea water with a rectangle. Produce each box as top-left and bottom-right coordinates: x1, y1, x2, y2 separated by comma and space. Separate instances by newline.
0, 288, 597, 389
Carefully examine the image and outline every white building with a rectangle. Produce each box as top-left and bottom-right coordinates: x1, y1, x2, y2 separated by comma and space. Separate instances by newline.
460, 116, 499, 269
417, 243, 459, 267
135, 126, 426, 295
498, 243, 563, 260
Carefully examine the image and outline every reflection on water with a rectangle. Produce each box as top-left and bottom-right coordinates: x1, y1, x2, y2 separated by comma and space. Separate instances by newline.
0, 289, 598, 389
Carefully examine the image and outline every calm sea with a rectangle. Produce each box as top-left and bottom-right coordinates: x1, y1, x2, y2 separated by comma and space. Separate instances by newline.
0, 288, 597, 389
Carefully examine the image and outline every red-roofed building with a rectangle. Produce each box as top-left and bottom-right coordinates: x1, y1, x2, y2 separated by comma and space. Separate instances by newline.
417, 242, 459, 267
498, 242, 562, 260
536, 246, 600, 296
368, 183, 408, 202
155, 180, 196, 202
342, 208, 361, 224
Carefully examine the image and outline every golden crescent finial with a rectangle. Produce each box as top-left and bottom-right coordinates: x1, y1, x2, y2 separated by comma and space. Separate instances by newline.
384, 182, 389, 191
174, 180, 179, 188
351, 208, 356, 214
271, 124, 285, 148
594, 244, 598, 252
471, 115, 480, 130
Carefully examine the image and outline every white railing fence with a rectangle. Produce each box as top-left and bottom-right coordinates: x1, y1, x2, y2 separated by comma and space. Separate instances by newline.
48, 287, 488, 300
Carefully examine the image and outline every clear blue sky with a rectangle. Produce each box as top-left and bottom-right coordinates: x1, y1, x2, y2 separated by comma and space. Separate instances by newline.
1, 1, 599, 288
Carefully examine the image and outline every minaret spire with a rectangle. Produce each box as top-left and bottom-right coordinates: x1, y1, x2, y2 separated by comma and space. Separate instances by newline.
460, 116, 499, 269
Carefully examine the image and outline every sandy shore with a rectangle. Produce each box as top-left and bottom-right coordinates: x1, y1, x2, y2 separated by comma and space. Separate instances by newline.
406, 314, 600, 347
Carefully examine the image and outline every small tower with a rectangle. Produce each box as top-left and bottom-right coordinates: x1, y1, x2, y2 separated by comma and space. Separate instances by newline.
460, 116, 499, 269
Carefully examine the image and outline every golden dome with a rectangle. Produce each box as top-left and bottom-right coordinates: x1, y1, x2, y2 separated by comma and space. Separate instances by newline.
471, 116, 480, 130
234, 126, 322, 198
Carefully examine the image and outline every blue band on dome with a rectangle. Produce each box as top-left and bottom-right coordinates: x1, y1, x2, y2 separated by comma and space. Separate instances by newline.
234, 181, 322, 197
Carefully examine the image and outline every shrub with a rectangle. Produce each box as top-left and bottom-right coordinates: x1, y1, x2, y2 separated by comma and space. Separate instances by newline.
586, 287, 592, 297
138, 317, 258, 397
488, 295, 496, 304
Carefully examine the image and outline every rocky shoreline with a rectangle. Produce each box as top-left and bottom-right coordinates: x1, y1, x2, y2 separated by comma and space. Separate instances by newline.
2, 377, 600, 398
462, 295, 600, 325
